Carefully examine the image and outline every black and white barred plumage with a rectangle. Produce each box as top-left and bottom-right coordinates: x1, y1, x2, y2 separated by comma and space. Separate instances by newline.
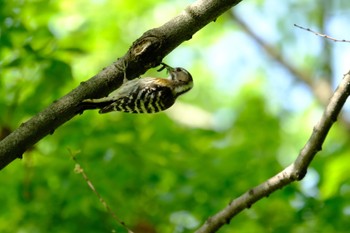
81, 64, 193, 114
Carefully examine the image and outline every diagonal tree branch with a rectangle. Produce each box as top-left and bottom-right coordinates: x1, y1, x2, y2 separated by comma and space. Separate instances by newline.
195, 70, 350, 233
0, 0, 242, 170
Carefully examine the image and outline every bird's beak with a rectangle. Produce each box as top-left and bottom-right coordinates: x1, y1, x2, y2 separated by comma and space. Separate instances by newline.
158, 63, 174, 73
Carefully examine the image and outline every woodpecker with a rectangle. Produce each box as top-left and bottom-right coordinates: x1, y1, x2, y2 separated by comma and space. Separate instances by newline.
81, 63, 193, 114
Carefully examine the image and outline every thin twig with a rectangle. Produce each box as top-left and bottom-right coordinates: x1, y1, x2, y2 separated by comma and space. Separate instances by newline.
195, 70, 350, 233
71, 153, 134, 233
294, 24, 350, 43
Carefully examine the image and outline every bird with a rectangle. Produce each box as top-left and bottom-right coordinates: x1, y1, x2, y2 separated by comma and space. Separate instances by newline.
80, 63, 193, 114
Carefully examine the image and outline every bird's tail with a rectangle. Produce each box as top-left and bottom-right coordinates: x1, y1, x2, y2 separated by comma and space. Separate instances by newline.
78, 98, 114, 114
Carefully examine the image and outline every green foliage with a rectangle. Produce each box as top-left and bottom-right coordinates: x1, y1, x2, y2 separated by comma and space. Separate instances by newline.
1, 0, 350, 233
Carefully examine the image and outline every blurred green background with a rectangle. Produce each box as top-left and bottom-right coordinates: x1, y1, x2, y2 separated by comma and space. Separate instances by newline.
1, 0, 350, 232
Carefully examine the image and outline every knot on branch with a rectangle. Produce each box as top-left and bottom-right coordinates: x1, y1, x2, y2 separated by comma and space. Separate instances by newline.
129, 31, 164, 67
